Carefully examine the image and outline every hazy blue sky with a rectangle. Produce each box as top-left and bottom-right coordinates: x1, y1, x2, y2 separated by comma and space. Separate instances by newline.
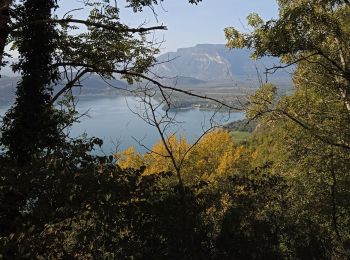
58, 0, 279, 53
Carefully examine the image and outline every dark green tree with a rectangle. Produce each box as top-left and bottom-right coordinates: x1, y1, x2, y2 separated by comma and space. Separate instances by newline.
0, 0, 61, 163
0, 0, 12, 67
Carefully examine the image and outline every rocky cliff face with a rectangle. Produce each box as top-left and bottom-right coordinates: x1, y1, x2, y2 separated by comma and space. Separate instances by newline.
153, 44, 290, 84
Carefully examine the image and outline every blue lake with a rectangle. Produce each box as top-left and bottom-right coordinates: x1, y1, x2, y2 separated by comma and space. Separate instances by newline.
0, 96, 244, 154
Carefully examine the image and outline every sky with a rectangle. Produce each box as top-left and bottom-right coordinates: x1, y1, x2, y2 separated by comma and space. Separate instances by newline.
58, 0, 279, 53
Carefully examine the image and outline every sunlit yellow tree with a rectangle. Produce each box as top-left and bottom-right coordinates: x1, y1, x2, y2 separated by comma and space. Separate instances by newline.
116, 130, 251, 185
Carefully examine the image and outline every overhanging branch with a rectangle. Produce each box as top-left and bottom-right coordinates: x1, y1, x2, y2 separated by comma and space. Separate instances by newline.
11, 18, 167, 33
52, 61, 243, 111
51, 68, 92, 104
275, 108, 350, 150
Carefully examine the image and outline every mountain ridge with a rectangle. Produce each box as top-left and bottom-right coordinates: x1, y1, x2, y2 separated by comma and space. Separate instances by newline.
153, 44, 291, 86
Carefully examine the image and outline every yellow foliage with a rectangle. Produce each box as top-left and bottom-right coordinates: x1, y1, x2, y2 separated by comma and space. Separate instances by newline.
115, 130, 251, 183
186, 130, 235, 181
114, 146, 145, 170
143, 134, 190, 175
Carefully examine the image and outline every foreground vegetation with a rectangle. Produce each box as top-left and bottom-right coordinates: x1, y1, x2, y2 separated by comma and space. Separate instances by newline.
1, 0, 350, 258
1, 123, 349, 258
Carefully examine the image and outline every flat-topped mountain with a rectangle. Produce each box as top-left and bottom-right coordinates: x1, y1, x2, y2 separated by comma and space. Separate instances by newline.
153, 44, 291, 86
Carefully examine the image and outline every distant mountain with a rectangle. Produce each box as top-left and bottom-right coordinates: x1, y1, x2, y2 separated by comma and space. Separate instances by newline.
68, 76, 127, 95
0, 75, 128, 106
153, 44, 292, 87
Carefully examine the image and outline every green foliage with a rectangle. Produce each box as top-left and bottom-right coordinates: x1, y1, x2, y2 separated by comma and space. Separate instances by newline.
229, 131, 251, 144
226, 1, 350, 58
225, 0, 350, 257
249, 115, 350, 258
224, 119, 257, 133
0, 142, 210, 259
246, 83, 277, 120
225, 0, 350, 119
126, 0, 202, 12
1, 127, 349, 258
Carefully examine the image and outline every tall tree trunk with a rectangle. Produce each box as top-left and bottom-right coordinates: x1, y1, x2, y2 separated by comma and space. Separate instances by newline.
0, 0, 60, 163
0, 0, 12, 69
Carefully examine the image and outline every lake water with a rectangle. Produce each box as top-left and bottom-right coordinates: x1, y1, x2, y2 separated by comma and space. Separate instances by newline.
0, 96, 244, 154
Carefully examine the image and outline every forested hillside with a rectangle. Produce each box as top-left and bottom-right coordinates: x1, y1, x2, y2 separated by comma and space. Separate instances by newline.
0, 0, 349, 259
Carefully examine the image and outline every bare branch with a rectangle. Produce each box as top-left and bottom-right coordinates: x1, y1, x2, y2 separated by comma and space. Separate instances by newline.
51, 61, 243, 111
123, 71, 242, 111
264, 52, 318, 76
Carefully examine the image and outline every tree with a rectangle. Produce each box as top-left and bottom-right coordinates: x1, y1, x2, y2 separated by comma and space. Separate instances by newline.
0, 0, 12, 67
116, 130, 251, 185
0, 0, 62, 163
224, 1, 350, 256
225, 0, 350, 150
